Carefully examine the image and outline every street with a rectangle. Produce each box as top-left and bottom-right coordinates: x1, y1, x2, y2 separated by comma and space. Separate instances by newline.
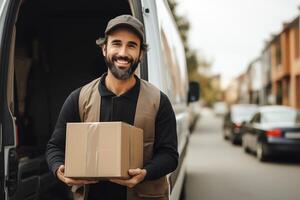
185, 108, 300, 200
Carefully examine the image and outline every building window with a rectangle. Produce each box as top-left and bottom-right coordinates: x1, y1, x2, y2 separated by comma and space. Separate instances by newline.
275, 39, 281, 66
284, 77, 290, 100
295, 27, 300, 58
276, 81, 283, 104
296, 76, 300, 108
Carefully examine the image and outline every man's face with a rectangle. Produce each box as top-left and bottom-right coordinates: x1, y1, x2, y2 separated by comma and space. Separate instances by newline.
102, 27, 142, 80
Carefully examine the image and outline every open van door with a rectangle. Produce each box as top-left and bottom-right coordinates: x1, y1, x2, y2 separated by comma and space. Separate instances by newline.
0, 1, 20, 199
0, 1, 11, 199
1, 0, 140, 199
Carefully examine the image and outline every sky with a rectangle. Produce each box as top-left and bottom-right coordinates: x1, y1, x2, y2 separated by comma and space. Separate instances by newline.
176, 0, 300, 89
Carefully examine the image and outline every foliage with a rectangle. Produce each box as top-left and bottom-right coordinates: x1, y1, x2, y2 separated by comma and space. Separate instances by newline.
168, 0, 196, 72
168, 0, 220, 105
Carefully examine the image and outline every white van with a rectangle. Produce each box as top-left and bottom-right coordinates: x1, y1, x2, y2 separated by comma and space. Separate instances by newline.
0, 0, 199, 199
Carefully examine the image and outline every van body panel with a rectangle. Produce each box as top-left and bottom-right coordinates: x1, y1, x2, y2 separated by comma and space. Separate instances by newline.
142, 1, 190, 199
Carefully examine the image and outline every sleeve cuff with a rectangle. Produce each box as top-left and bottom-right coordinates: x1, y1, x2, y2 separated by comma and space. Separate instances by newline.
51, 162, 64, 178
143, 165, 154, 181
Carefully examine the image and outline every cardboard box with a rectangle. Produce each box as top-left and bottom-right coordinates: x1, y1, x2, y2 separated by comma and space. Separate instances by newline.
64, 122, 143, 179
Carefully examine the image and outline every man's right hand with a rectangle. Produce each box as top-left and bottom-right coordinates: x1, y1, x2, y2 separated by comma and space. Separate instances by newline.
56, 165, 98, 186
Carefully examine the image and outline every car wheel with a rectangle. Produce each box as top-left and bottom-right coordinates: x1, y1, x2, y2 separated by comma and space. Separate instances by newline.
242, 139, 250, 153
256, 142, 268, 162
223, 129, 229, 140
223, 134, 229, 140
230, 135, 238, 145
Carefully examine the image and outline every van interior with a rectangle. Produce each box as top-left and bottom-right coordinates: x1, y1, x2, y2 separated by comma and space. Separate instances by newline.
12, 0, 132, 199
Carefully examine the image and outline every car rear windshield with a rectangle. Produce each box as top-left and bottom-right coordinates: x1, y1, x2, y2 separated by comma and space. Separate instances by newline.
231, 107, 257, 122
262, 110, 300, 123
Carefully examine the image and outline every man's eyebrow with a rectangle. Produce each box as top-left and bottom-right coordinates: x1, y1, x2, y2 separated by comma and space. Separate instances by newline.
128, 41, 138, 46
110, 39, 138, 46
111, 39, 122, 43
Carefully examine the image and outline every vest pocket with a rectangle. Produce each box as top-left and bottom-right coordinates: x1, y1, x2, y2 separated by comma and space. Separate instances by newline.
134, 177, 168, 198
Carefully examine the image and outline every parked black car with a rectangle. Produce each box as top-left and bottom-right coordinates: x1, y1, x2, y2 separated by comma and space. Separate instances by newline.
242, 105, 300, 161
223, 104, 258, 144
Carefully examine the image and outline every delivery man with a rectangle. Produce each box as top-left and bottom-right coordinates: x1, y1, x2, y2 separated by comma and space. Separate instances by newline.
46, 15, 178, 200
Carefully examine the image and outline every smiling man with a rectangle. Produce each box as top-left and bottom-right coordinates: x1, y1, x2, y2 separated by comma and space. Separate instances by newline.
46, 15, 178, 200
103, 28, 141, 81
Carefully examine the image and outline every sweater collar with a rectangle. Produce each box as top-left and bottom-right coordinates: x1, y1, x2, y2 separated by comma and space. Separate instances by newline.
98, 73, 140, 100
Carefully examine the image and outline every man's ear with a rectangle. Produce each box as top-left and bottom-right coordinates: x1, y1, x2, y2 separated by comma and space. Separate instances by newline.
101, 45, 107, 57
139, 50, 144, 61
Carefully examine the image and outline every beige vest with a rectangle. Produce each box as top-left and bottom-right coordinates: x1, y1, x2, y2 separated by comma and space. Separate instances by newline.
72, 77, 169, 200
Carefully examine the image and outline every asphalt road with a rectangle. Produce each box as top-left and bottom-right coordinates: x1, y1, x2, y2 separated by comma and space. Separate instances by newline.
185, 108, 300, 200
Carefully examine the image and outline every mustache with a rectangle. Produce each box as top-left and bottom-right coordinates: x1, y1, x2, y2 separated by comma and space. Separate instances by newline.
112, 55, 132, 62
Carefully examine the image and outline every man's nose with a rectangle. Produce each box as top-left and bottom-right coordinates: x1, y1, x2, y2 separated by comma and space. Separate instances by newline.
118, 45, 128, 56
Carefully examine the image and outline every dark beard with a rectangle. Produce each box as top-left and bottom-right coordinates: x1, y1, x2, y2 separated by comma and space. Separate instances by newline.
105, 55, 140, 80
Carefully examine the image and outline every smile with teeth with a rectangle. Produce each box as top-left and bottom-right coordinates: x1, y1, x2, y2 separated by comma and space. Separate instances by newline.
115, 58, 131, 68
116, 60, 129, 64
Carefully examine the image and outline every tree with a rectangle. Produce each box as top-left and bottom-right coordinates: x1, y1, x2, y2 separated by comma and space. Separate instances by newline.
168, 0, 221, 106
168, 0, 198, 73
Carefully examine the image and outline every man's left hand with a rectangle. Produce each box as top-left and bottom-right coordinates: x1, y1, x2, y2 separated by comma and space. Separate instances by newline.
109, 168, 147, 188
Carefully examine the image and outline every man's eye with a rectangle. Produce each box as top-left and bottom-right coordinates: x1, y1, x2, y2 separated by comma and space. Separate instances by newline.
112, 42, 121, 46
128, 44, 136, 48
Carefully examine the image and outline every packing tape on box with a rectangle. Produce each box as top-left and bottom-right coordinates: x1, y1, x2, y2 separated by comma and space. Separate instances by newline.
86, 123, 100, 176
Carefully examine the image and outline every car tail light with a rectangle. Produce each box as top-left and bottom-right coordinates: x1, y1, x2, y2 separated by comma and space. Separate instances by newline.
234, 123, 241, 128
266, 129, 282, 138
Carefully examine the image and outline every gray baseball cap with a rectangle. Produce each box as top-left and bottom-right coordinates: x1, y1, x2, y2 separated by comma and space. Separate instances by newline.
104, 15, 145, 42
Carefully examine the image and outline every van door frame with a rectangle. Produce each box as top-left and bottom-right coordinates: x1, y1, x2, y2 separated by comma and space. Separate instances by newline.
128, 0, 148, 81
0, 1, 11, 198
0, 0, 22, 199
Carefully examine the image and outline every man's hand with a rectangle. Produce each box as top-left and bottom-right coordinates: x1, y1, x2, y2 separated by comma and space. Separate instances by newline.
56, 165, 98, 187
109, 168, 147, 188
